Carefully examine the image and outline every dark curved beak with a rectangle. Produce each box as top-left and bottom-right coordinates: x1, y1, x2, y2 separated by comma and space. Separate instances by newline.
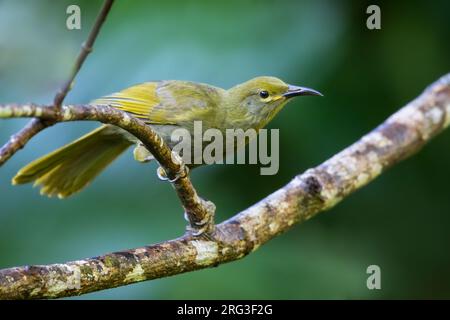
283, 85, 323, 98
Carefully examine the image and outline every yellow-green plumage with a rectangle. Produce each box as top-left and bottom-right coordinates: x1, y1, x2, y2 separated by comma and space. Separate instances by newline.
12, 76, 321, 198
12, 126, 131, 198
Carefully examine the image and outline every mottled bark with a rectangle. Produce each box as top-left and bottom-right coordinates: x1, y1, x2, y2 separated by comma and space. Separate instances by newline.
0, 73, 449, 299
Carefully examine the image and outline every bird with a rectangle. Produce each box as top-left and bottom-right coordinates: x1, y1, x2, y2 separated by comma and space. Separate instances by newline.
12, 76, 322, 198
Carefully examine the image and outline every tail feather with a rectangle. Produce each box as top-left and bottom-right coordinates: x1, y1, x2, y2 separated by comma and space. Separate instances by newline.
13, 125, 132, 198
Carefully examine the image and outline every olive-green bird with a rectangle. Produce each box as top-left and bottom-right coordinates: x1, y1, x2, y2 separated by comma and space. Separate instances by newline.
12, 76, 321, 198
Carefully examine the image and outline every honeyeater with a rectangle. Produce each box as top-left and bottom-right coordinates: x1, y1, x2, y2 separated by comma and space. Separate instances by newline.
12, 76, 321, 198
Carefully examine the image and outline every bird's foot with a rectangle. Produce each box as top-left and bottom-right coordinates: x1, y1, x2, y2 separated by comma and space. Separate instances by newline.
184, 213, 214, 238
156, 162, 189, 183
184, 199, 216, 238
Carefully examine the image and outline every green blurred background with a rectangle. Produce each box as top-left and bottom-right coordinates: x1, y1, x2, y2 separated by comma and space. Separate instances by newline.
0, 0, 449, 299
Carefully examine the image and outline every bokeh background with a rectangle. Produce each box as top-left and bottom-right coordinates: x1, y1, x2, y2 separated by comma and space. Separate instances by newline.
1, 0, 449, 299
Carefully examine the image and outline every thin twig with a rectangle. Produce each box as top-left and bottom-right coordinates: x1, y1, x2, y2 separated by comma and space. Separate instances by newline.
53, 0, 115, 108
0, 73, 449, 299
0, 0, 115, 166
0, 119, 47, 165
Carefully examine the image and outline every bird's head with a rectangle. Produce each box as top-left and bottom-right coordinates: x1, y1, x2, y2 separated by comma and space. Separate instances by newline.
226, 76, 322, 129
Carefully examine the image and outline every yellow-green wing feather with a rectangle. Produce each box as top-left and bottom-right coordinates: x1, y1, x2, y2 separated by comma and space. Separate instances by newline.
92, 81, 224, 126
147, 81, 223, 125
92, 82, 162, 121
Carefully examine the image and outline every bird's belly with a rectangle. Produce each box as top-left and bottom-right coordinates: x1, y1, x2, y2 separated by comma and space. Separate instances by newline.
114, 123, 251, 167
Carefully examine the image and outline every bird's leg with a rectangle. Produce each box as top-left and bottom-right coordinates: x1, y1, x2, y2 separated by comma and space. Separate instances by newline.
156, 152, 215, 238
133, 143, 154, 163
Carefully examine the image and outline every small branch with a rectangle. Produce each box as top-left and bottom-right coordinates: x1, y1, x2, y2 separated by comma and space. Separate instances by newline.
0, 0, 114, 166
0, 103, 215, 234
53, 0, 114, 109
0, 0, 213, 233
0, 119, 47, 165
0, 73, 449, 299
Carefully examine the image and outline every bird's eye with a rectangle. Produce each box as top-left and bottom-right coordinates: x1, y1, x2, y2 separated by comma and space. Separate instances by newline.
259, 90, 269, 99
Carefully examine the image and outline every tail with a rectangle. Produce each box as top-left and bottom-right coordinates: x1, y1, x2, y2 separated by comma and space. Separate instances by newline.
12, 125, 132, 198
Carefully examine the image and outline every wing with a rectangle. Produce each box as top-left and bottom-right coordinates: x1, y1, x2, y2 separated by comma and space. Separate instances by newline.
92, 81, 224, 126
147, 81, 223, 126
92, 82, 162, 122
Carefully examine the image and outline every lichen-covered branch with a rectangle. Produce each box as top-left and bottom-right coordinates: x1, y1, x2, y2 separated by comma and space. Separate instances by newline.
0, 102, 215, 233
1, 73, 449, 299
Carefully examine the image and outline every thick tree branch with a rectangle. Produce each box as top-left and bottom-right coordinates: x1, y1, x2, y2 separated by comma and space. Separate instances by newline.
0, 73, 449, 299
